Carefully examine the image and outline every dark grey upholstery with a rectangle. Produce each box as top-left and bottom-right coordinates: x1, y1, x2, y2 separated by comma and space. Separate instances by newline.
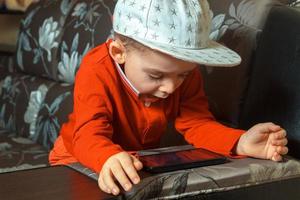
240, 5, 300, 159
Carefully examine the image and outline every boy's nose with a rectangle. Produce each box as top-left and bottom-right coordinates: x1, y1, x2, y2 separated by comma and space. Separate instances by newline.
159, 79, 180, 94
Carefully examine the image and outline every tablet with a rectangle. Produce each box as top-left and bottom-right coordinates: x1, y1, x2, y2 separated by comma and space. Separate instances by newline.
138, 148, 228, 173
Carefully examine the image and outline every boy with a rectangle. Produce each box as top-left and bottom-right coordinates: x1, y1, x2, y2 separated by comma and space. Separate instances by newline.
49, 0, 288, 196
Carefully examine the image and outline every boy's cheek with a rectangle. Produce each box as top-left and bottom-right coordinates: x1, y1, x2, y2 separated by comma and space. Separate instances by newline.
136, 83, 159, 94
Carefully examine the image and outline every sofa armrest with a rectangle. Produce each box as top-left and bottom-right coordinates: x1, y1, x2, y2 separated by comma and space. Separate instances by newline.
68, 145, 300, 199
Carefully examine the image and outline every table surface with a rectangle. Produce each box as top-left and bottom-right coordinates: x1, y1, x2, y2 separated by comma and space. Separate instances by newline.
0, 165, 120, 200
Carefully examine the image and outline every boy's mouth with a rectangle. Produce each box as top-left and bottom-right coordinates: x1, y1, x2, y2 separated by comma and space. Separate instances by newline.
143, 96, 159, 103
140, 94, 167, 103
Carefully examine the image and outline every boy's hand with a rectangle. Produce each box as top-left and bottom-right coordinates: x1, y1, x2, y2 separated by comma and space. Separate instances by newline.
236, 122, 288, 161
98, 152, 143, 196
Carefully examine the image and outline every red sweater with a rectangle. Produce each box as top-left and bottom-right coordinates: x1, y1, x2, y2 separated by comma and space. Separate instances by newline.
49, 41, 244, 173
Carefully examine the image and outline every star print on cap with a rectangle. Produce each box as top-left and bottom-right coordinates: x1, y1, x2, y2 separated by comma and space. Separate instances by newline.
113, 0, 241, 67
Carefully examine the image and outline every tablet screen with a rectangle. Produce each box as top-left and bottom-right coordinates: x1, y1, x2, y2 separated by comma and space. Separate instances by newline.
138, 148, 227, 173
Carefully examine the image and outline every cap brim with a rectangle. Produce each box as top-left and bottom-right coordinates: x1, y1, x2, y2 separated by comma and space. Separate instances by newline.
131, 37, 242, 67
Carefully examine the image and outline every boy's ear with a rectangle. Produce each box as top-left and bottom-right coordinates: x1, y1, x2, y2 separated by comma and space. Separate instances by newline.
109, 40, 127, 64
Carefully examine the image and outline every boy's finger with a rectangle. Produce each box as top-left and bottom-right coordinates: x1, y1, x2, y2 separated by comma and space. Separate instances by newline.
272, 152, 282, 161
131, 155, 143, 170
268, 123, 282, 132
98, 174, 111, 194
272, 138, 288, 146
274, 130, 287, 139
255, 122, 280, 133
102, 168, 120, 195
111, 161, 132, 192
277, 146, 289, 155
261, 122, 281, 132
120, 156, 141, 184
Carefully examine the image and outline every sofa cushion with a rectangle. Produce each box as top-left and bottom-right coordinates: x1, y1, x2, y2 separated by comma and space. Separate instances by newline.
240, 5, 300, 159
56, 0, 116, 83
13, 0, 76, 81
0, 128, 49, 173
0, 72, 73, 149
13, 0, 116, 83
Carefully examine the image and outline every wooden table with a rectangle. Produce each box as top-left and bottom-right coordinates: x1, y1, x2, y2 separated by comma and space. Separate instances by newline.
0, 166, 120, 200
191, 176, 300, 200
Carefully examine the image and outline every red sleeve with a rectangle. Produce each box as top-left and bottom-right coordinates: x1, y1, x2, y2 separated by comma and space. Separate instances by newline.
70, 62, 123, 173
175, 68, 245, 156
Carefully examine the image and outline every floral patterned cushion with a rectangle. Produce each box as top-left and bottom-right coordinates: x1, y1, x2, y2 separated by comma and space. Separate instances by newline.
0, 73, 72, 149
14, 0, 116, 82
57, 0, 116, 83
14, 0, 72, 80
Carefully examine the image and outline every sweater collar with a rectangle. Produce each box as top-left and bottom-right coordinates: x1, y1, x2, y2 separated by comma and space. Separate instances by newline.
114, 61, 140, 97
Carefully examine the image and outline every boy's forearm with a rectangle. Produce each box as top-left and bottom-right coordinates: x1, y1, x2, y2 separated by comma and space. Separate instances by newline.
183, 121, 245, 156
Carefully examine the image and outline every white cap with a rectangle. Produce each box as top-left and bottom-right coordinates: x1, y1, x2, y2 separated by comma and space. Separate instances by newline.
113, 0, 241, 67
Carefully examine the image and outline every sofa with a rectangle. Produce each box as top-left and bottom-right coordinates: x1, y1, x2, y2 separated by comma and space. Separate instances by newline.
1, 0, 300, 199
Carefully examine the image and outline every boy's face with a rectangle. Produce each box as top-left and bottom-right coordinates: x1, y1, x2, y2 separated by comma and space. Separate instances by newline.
123, 47, 197, 102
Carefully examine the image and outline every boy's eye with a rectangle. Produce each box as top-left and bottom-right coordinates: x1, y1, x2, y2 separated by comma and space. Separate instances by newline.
149, 74, 163, 80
